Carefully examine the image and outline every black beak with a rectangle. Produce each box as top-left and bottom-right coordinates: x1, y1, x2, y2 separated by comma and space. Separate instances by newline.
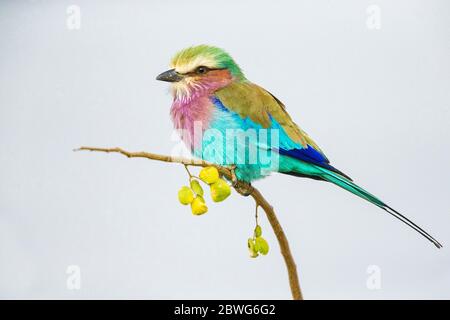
156, 69, 183, 82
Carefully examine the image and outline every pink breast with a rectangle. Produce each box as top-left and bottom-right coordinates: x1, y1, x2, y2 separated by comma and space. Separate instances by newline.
170, 95, 214, 151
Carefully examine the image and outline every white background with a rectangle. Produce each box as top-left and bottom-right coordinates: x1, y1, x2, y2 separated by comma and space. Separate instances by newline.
0, 0, 449, 299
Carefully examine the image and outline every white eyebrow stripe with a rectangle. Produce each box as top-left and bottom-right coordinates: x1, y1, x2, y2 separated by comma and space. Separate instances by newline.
173, 56, 217, 74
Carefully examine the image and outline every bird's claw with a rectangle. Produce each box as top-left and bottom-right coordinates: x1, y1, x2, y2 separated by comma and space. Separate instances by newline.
228, 165, 253, 196
233, 180, 253, 197
229, 165, 238, 187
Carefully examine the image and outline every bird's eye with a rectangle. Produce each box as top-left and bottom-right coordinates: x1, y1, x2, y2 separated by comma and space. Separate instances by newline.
196, 66, 208, 74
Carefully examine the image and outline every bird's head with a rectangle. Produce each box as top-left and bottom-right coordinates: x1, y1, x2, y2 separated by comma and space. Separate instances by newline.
156, 45, 245, 99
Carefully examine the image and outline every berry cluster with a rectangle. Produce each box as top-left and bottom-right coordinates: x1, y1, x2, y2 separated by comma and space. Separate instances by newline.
177, 166, 231, 215
178, 165, 270, 258
248, 224, 269, 258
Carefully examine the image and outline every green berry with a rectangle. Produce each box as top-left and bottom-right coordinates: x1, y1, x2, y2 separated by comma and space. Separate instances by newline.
190, 179, 204, 196
247, 238, 259, 258
255, 237, 269, 255
254, 225, 262, 237
191, 196, 208, 215
178, 186, 194, 205
199, 167, 219, 184
210, 178, 231, 202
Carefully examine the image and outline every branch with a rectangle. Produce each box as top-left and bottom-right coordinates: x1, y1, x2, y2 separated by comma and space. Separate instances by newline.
75, 146, 303, 300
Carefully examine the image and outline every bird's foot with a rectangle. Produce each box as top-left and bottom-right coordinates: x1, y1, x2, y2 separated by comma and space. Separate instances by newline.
229, 165, 238, 184
233, 180, 253, 196
228, 165, 253, 196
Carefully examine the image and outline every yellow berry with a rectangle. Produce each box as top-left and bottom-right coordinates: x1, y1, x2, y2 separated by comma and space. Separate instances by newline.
255, 237, 269, 255
190, 179, 204, 196
191, 196, 208, 215
199, 166, 219, 184
178, 186, 194, 205
247, 238, 259, 258
210, 178, 231, 202
254, 225, 262, 237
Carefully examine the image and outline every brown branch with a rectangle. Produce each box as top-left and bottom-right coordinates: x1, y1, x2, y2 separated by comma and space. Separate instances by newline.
250, 188, 302, 300
75, 146, 303, 300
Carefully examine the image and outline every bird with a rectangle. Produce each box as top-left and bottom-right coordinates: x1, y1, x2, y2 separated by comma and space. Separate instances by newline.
156, 45, 442, 249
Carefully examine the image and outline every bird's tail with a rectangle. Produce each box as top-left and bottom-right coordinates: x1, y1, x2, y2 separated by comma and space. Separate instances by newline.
316, 167, 442, 249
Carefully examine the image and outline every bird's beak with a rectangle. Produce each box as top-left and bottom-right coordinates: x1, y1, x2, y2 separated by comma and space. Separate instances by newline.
156, 69, 183, 82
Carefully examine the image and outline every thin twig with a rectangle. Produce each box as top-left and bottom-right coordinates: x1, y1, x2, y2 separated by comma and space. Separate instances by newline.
74, 146, 303, 300
250, 188, 303, 300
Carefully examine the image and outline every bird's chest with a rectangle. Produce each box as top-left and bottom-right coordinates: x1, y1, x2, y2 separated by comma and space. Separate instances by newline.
170, 95, 216, 150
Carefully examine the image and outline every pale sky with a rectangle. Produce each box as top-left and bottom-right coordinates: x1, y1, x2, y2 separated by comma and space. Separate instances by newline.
0, 0, 449, 299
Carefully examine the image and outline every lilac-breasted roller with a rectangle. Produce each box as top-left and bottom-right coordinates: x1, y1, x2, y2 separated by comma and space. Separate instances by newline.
156, 45, 441, 248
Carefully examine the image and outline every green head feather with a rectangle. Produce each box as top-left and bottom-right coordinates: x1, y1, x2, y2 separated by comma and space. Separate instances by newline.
170, 45, 245, 80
